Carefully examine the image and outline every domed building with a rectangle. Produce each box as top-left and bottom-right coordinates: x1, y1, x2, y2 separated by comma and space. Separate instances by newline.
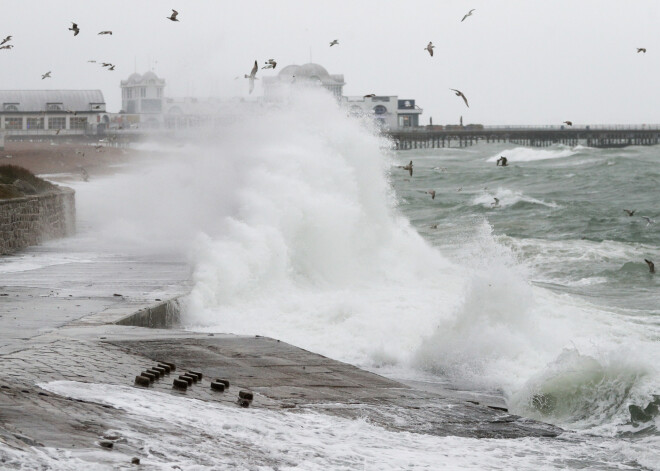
263, 63, 345, 100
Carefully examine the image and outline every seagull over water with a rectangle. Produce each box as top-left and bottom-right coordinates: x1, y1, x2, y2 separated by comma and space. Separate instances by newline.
167, 9, 179, 21
245, 60, 258, 94
0, 36, 11, 45
41, 71, 51, 80
642, 216, 655, 226
644, 259, 655, 273
491, 197, 500, 208
462, 9, 475, 22
425, 42, 434, 56
450, 89, 469, 108
624, 209, 636, 216
399, 161, 413, 177
427, 190, 436, 200
329, 39, 339, 47
69, 22, 80, 36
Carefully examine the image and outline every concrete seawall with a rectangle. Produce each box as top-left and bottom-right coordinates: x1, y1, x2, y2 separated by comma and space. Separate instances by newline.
0, 187, 75, 255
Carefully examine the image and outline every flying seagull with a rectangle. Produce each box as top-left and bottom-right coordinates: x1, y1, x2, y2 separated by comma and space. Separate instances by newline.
41, 71, 51, 80
166, 9, 179, 21
108, 65, 115, 71
637, 48, 646, 53
245, 60, 258, 94
624, 209, 636, 216
425, 42, 434, 56
87, 60, 97, 63
98, 31, 112, 35
491, 197, 500, 208
0, 36, 11, 45
363, 94, 376, 98
642, 216, 655, 226
262, 59, 277, 69
69, 22, 80, 36
101, 62, 112, 67
0, 45, 13, 50
450, 88, 469, 108
644, 259, 655, 273
329, 39, 339, 47
400, 161, 413, 177
461, 9, 475, 22
563, 120, 573, 126
427, 190, 436, 200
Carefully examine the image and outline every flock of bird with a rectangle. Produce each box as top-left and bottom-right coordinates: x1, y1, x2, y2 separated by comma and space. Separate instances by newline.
0, 9, 180, 80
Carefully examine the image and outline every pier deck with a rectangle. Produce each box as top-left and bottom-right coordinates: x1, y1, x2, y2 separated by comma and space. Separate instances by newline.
389, 125, 660, 149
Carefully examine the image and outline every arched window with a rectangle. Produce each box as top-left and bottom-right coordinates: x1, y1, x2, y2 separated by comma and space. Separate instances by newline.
4, 104, 19, 112
373, 105, 387, 115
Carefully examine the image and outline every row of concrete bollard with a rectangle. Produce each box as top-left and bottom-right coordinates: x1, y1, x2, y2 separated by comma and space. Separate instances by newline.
134, 361, 175, 387
134, 362, 253, 407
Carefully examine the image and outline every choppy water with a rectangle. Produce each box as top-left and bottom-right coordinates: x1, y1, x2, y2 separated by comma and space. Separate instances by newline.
179, 92, 659, 468
2, 90, 657, 469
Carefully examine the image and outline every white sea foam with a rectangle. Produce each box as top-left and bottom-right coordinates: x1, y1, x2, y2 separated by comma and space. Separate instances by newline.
472, 188, 559, 208
20, 381, 653, 470
486, 146, 580, 163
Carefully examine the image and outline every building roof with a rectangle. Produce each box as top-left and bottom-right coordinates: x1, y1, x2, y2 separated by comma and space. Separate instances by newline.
273, 63, 344, 85
0, 90, 105, 112
121, 71, 165, 86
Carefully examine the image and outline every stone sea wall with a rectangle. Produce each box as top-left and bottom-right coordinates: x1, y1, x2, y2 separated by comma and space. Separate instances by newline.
0, 188, 75, 255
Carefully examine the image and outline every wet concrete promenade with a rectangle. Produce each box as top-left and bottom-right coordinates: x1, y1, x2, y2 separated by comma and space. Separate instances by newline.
0, 239, 561, 468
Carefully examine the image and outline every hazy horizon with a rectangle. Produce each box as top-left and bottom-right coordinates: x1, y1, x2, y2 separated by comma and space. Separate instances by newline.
0, 0, 658, 125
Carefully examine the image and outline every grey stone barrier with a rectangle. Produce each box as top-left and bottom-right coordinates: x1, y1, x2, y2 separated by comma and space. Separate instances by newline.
0, 187, 75, 255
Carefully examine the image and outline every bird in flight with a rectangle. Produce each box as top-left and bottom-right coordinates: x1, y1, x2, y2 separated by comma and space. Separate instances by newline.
563, 120, 573, 126
363, 94, 376, 98
491, 197, 500, 208
644, 259, 655, 273
167, 9, 179, 21
87, 60, 97, 63
41, 71, 51, 80
245, 60, 258, 94
637, 48, 647, 53
400, 161, 413, 177
450, 89, 469, 108
108, 65, 115, 71
69, 22, 80, 36
262, 59, 277, 69
0, 36, 11, 46
0, 45, 13, 50
425, 42, 434, 56
624, 209, 636, 216
642, 216, 655, 226
427, 190, 436, 200
101, 62, 113, 67
98, 31, 112, 35
462, 9, 475, 22
329, 39, 339, 47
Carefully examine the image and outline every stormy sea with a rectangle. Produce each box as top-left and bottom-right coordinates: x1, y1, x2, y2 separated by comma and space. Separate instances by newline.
3, 90, 657, 469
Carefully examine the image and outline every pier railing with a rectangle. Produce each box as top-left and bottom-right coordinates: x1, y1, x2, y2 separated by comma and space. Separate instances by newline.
389, 125, 660, 149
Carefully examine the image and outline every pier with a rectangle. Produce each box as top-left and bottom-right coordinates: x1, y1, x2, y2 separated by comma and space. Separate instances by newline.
389, 125, 660, 150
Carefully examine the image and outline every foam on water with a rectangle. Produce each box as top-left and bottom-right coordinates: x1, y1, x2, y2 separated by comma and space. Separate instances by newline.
5, 381, 647, 470
472, 187, 559, 208
486, 146, 580, 163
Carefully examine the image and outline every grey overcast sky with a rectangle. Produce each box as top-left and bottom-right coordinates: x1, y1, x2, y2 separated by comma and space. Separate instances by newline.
1, 1, 658, 125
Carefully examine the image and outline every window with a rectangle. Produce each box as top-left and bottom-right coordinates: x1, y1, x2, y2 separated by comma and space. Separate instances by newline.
157, 87, 163, 98
26, 117, 44, 130
140, 87, 146, 98
47, 103, 63, 111
49, 117, 66, 130
127, 88, 133, 99
3, 103, 19, 112
70, 117, 87, 130
373, 105, 387, 115
399, 115, 412, 127
5, 117, 22, 129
